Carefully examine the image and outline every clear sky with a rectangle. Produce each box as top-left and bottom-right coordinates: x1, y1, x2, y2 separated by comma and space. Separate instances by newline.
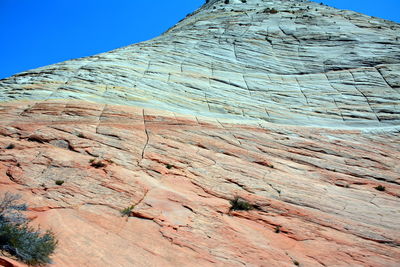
0, 0, 398, 80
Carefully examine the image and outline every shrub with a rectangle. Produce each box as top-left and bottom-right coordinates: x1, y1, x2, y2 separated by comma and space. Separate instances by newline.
5, 144, 15, 149
0, 193, 27, 225
120, 205, 135, 217
374, 185, 385, 191
0, 193, 57, 265
263, 7, 278, 14
230, 197, 253, 211
90, 159, 106, 168
274, 225, 281, 233
0, 224, 57, 265
224, 0, 229, 4
166, 164, 173, 169
55, 180, 64, 186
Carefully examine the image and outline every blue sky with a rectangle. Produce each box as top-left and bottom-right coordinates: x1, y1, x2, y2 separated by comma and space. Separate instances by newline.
0, 0, 398, 80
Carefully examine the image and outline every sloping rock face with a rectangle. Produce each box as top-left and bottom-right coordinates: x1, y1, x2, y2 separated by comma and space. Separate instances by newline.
0, 0, 399, 266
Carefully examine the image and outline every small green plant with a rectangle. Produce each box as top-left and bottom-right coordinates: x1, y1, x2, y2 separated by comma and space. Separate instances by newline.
5, 144, 15, 149
0, 192, 57, 265
230, 197, 253, 211
374, 185, 385, 191
166, 164, 173, 169
224, 0, 229, 4
263, 7, 278, 14
0, 224, 57, 265
293, 260, 300, 266
55, 180, 64, 186
120, 205, 135, 217
77, 133, 85, 138
274, 225, 281, 233
90, 159, 106, 168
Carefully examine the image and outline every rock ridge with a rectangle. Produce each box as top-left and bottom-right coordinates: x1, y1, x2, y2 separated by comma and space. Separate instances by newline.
0, 0, 399, 266
1, 0, 399, 127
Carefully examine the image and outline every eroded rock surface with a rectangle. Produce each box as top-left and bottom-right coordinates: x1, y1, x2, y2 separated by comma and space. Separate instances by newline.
1, 0, 400, 127
0, 0, 399, 266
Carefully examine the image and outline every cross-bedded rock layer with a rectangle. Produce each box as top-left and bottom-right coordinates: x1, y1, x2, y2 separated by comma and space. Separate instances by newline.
1, 0, 399, 127
0, 0, 399, 266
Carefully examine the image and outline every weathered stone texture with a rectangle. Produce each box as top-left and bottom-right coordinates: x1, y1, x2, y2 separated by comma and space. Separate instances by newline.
0, 0, 399, 266
1, 0, 399, 127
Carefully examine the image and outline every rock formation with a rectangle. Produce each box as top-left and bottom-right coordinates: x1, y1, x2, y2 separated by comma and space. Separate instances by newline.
0, 0, 399, 266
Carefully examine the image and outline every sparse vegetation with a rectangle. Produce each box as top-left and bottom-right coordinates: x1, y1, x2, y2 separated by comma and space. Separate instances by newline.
55, 180, 64, 186
5, 144, 15, 149
224, 0, 229, 4
274, 225, 281, 233
374, 185, 385, 191
0, 192, 57, 265
90, 158, 106, 168
263, 7, 278, 14
120, 205, 135, 217
0, 193, 27, 224
166, 164, 173, 169
293, 260, 300, 266
230, 197, 253, 211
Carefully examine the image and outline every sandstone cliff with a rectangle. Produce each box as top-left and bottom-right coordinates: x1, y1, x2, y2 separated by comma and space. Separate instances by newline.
0, 0, 399, 266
